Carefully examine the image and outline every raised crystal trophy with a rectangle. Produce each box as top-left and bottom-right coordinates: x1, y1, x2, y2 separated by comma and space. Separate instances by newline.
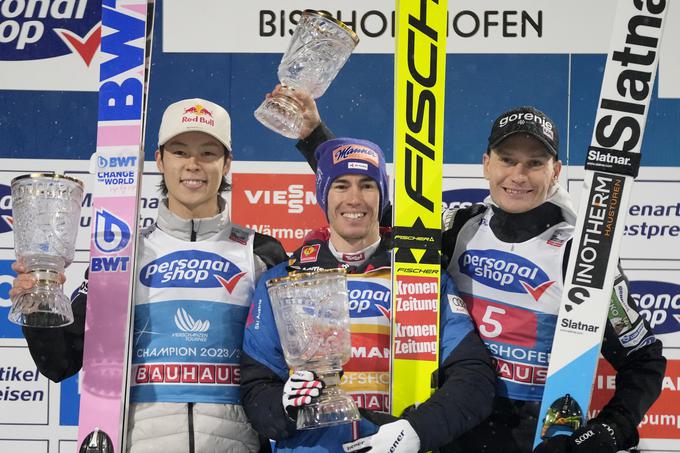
9, 173, 84, 327
267, 268, 360, 429
254, 10, 359, 138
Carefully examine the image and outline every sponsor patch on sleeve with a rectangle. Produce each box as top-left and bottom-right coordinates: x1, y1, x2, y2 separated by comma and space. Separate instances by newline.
447, 294, 470, 316
299, 244, 321, 263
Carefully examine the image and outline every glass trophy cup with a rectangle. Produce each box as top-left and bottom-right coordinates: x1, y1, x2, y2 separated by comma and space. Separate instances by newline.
254, 10, 359, 138
9, 174, 84, 327
267, 268, 360, 429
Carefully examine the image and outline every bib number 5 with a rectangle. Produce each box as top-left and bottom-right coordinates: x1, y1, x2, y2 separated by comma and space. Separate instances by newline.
480, 305, 505, 338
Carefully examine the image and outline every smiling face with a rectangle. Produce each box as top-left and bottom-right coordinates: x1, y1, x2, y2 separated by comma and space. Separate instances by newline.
156, 131, 230, 219
483, 133, 562, 214
326, 174, 381, 252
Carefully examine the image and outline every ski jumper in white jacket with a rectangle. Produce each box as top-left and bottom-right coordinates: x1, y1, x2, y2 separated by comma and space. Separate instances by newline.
23, 199, 287, 453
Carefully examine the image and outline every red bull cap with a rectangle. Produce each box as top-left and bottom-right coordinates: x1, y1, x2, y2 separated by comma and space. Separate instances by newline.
158, 98, 231, 150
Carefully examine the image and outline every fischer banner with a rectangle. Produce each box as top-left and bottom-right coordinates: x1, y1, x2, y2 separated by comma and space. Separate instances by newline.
391, 0, 447, 417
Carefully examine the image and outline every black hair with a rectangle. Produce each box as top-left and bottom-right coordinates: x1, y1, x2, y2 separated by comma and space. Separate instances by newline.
157, 144, 232, 196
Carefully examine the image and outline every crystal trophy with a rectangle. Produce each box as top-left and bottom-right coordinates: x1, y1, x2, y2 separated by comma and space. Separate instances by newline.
9, 173, 84, 327
267, 268, 360, 429
254, 10, 359, 138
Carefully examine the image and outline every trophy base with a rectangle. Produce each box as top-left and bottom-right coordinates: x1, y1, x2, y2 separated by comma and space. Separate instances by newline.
8, 286, 74, 328
254, 92, 304, 139
296, 382, 360, 430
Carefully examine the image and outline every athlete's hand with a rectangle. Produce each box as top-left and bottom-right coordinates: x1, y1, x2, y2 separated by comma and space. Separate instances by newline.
534, 422, 618, 453
267, 84, 321, 139
8, 261, 66, 299
282, 370, 324, 420
342, 419, 420, 453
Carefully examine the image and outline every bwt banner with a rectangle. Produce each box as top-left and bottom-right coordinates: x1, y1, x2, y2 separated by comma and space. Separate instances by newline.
1, 1, 679, 452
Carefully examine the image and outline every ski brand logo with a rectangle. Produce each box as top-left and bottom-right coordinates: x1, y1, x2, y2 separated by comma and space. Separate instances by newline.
0, 0, 100, 65
97, 155, 137, 169
585, 148, 640, 178
140, 251, 245, 290
94, 209, 131, 252
91, 255, 129, 273
631, 280, 680, 334
0, 184, 13, 234
587, 149, 631, 166
174, 307, 210, 332
347, 281, 391, 318
459, 249, 555, 301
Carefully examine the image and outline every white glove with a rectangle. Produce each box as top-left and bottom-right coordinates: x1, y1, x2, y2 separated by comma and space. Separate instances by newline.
282, 370, 324, 418
342, 419, 420, 453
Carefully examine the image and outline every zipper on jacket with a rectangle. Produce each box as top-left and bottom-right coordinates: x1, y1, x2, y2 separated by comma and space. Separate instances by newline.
188, 402, 195, 453
190, 219, 197, 242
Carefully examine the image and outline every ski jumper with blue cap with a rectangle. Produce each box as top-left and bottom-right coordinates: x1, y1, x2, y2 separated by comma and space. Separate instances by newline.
241, 232, 496, 453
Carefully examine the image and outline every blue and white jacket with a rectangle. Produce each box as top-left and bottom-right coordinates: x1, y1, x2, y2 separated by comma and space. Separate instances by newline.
240, 233, 495, 453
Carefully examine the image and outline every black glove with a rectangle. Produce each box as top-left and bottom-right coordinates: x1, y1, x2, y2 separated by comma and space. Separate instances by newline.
534, 422, 618, 453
